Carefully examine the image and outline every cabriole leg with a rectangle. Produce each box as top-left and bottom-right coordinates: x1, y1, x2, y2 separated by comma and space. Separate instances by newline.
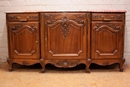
118, 59, 125, 72
86, 59, 91, 73
40, 58, 45, 73
7, 58, 13, 72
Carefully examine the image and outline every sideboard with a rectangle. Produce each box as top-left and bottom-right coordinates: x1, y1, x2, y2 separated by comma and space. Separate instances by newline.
6, 11, 125, 73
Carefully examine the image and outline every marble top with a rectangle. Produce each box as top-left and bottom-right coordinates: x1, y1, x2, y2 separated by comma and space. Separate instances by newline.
5, 10, 126, 13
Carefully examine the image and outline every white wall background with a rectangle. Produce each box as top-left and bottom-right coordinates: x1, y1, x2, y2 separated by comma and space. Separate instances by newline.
0, 0, 130, 63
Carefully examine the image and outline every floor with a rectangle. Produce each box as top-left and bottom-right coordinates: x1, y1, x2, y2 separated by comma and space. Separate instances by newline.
0, 62, 130, 87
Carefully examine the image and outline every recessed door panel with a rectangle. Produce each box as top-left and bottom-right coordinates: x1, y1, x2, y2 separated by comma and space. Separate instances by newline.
43, 13, 89, 59
91, 22, 124, 59
8, 22, 40, 59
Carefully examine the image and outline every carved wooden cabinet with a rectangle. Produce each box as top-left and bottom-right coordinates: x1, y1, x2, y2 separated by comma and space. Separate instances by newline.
6, 11, 126, 72
6, 13, 40, 71
91, 13, 125, 71
40, 12, 90, 72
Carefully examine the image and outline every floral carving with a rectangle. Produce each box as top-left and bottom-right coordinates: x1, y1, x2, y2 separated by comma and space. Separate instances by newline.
45, 15, 85, 38
71, 18, 84, 24
60, 16, 70, 38
108, 24, 121, 30
111, 15, 123, 20
45, 15, 59, 25
49, 60, 81, 68
9, 16, 18, 20
28, 25, 37, 31
9, 15, 38, 21
92, 15, 104, 20
11, 24, 36, 32
93, 24, 121, 31
11, 24, 22, 30
44, 14, 56, 19
92, 15, 123, 20
46, 19, 58, 25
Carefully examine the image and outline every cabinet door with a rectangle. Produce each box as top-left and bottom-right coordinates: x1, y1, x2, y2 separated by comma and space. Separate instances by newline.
43, 13, 89, 59
91, 22, 124, 59
8, 22, 40, 59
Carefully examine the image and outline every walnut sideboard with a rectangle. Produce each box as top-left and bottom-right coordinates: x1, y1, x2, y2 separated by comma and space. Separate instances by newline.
6, 11, 125, 73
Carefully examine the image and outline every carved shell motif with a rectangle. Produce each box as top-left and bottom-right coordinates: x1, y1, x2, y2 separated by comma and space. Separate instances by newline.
49, 60, 81, 68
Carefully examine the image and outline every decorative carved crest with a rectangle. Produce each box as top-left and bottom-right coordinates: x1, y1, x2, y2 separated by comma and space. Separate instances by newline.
11, 24, 36, 32
45, 14, 85, 38
11, 24, 22, 30
49, 60, 81, 68
60, 16, 70, 38
93, 24, 121, 31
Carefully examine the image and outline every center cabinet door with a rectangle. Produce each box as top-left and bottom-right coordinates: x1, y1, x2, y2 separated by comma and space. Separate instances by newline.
41, 13, 89, 59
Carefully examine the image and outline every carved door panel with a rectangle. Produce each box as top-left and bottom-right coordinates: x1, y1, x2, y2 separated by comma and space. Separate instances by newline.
43, 13, 88, 59
8, 22, 40, 59
91, 22, 124, 59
